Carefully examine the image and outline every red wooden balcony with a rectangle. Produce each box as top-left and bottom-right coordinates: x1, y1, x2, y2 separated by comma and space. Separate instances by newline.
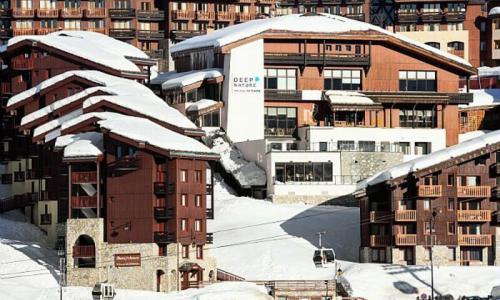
457, 210, 491, 222
109, 8, 136, 18
85, 27, 106, 34
84, 8, 105, 18
369, 211, 390, 223
71, 195, 102, 208
1, 82, 11, 95
73, 245, 95, 258
458, 234, 491, 246
37, 8, 59, 18
71, 171, 97, 184
12, 28, 35, 36
61, 8, 82, 18
216, 11, 235, 21
418, 185, 442, 197
236, 12, 254, 22
457, 186, 491, 198
196, 11, 215, 21
154, 231, 175, 244
394, 210, 417, 222
369, 235, 390, 247
153, 207, 174, 220
136, 10, 164, 21
171, 10, 194, 20
395, 234, 417, 246
12, 57, 34, 70
257, 0, 275, 4
12, 8, 34, 18
37, 28, 58, 35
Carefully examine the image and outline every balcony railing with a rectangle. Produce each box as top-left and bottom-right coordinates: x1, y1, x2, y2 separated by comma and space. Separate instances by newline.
84, 8, 106, 18
85, 27, 106, 34
394, 210, 417, 222
71, 195, 102, 208
40, 213, 52, 225
206, 208, 214, 219
136, 10, 164, 20
264, 127, 295, 137
216, 11, 235, 21
73, 245, 95, 258
37, 28, 59, 35
37, 8, 59, 18
154, 231, 175, 244
137, 30, 164, 40
395, 234, 417, 246
264, 53, 370, 67
0, 8, 11, 17
369, 235, 390, 247
196, 11, 215, 21
60, 8, 82, 18
154, 182, 166, 195
344, 13, 365, 21
111, 155, 140, 170
109, 8, 136, 18
457, 186, 491, 198
418, 185, 442, 197
444, 10, 465, 22
109, 28, 136, 39
369, 211, 390, 223
71, 171, 97, 184
14, 171, 25, 182
26, 169, 38, 180
235, 12, 254, 22
171, 10, 194, 20
458, 234, 491, 246
420, 11, 443, 22
11, 57, 34, 70
153, 207, 174, 220
12, 28, 35, 36
144, 49, 164, 59
264, 89, 302, 101
206, 232, 214, 244
170, 30, 205, 41
12, 8, 34, 18
457, 210, 491, 222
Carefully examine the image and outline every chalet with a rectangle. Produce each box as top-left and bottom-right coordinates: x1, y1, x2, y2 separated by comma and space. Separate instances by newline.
356, 130, 500, 266
157, 13, 476, 203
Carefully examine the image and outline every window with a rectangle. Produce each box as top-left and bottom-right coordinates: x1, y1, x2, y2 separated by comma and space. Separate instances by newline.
424, 221, 431, 234
399, 109, 436, 128
335, 45, 341, 51
196, 245, 203, 259
325, 44, 332, 51
180, 169, 187, 182
286, 143, 298, 151
200, 110, 219, 127
425, 42, 440, 49
448, 198, 455, 210
399, 24, 416, 32
195, 195, 202, 207
182, 245, 189, 258
181, 218, 188, 231
447, 3, 465, 13
195, 170, 202, 183
424, 23, 440, 31
264, 68, 296, 90
359, 141, 375, 152
371, 248, 386, 262
423, 199, 431, 210
116, 145, 123, 159
319, 142, 328, 152
268, 143, 282, 151
399, 71, 436, 92
447, 222, 456, 235
323, 69, 361, 90
181, 194, 188, 207
448, 247, 456, 261
274, 162, 333, 183
195, 219, 202, 232
414, 142, 431, 155
264, 107, 297, 136
474, 155, 488, 165
396, 142, 410, 155
449, 23, 463, 31
447, 175, 454, 186
447, 41, 464, 51
338, 140, 355, 151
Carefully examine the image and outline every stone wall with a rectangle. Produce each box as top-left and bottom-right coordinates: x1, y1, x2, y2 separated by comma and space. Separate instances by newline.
414, 245, 460, 266
340, 151, 404, 177
271, 194, 332, 205
66, 219, 216, 292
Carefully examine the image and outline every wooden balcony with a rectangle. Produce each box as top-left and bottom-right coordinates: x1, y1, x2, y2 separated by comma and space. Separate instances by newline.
458, 234, 491, 246
457, 186, 491, 198
153, 207, 174, 220
144, 49, 164, 59
206, 232, 214, 244
111, 155, 140, 171
40, 213, 52, 225
369, 235, 390, 247
170, 30, 205, 41
216, 11, 235, 21
136, 10, 164, 21
71, 171, 97, 184
37, 28, 59, 35
396, 11, 419, 23
236, 12, 254, 22
109, 28, 136, 39
395, 234, 417, 246
12, 28, 35, 36
84, 8, 106, 18
71, 195, 102, 208
1, 81, 11, 95
444, 11, 465, 22
0, 28, 11, 39
344, 13, 365, 22
171, 10, 194, 20
0, 8, 11, 18
136, 30, 164, 40
73, 245, 95, 258
420, 11, 443, 22
369, 211, 390, 223
154, 231, 175, 244
257, 0, 275, 4
109, 8, 136, 18
418, 185, 442, 197
206, 208, 214, 219
264, 53, 370, 67
12, 8, 34, 18
154, 182, 166, 195
196, 11, 215, 21
394, 210, 417, 222
448, 49, 464, 59
61, 8, 82, 18
85, 27, 106, 34
37, 8, 59, 18
457, 210, 491, 222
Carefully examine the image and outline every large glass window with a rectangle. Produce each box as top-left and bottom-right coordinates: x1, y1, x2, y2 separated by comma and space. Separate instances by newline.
399, 109, 436, 128
264, 107, 297, 136
425, 42, 440, 49
324, 69, 361, 90
399, 71, 436, 92
265, 68, 296, 90
275, 162, 333, 183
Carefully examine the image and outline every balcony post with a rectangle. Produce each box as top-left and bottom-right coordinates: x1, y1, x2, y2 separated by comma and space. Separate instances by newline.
96, 161, 100, 218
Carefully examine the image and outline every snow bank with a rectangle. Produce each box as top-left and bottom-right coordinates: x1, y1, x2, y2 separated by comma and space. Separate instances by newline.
171, 13, 471, 67
210, 136, 266, 186
159, 69, 223, 90
459, 89, 500, 108
358, 129, 500, 189
187, 99, 219, 112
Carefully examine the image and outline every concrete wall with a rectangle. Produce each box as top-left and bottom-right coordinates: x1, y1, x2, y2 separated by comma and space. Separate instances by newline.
340, 151, 404, 177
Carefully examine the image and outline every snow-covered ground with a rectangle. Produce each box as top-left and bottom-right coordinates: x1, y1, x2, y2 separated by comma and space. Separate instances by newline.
208, 178, 500, 300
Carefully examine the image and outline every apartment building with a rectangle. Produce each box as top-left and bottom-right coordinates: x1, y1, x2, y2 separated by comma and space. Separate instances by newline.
356, 130, 500, 266
156, 13, 476, 203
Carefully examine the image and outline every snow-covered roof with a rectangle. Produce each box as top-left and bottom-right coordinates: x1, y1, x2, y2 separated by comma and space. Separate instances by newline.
55, 132, 103, 159
171, 13, 471, 67
302, 90, 323, 101
7, 31, 147, 73
60, 112, 217, 157
160, 69, 223, 90
459, 89, 500, 109
149, 71, 177, 86
33, 108, 83, 140
186, 99, 219, 112
476, 66, 500, 77
357, 130, 500, 190
489, 7, 500, 16
325, 90, 376, 106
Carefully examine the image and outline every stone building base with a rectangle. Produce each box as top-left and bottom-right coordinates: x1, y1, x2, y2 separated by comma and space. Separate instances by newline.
66, 219, 216, 292
271, 195, 333, 205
